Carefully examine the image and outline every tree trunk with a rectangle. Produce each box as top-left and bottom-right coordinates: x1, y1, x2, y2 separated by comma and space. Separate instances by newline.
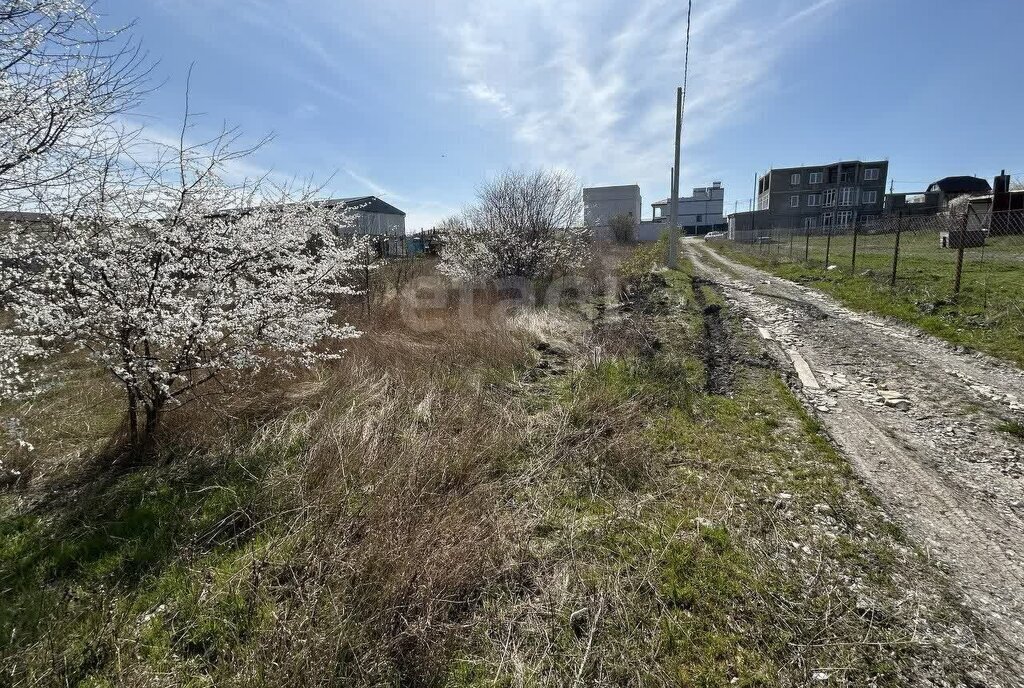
125, 389, 164, 460
126, 385, 140, 450
144, 403, 161, 450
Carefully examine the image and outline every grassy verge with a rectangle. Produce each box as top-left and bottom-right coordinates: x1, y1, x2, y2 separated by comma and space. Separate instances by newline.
0, 247, 987, 686
449, 254, 983, 685
713, 236, 1024, 367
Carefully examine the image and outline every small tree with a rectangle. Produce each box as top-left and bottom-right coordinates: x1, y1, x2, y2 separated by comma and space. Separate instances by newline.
438, 169, 590, 282
347, 233, 387, 315
4, 112, 359, 456
609, 213, 636, 244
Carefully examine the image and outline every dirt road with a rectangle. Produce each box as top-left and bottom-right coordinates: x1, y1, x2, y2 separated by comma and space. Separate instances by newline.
688, 240, 1024, 681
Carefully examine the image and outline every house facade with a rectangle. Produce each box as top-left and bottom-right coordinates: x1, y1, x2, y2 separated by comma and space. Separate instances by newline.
650, 182, 725, 233
884, 176, 992, 217
755, 160, 888, 230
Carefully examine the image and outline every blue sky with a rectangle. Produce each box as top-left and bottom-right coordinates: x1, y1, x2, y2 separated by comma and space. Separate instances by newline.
103, 0, 1024, 230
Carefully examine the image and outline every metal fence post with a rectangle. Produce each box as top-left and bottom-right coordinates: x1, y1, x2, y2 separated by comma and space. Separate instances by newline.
890, 212, 902, 287
789, 229, 794, 259
804, 228, 810, 262
953, 207, 971, 296
954, 245, 965, 296
824, 224, 833, 269
851, 222, 859, 274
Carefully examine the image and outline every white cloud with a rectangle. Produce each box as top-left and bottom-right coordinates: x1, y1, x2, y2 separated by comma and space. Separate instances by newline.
147, 0, 845, 224
444, 0, 844, 200
464, 82, 514, 117
400, 200, 459, 233
344, 168, 406, 202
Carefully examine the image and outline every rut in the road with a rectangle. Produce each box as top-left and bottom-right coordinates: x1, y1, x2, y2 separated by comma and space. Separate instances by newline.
689, 275, 735, 395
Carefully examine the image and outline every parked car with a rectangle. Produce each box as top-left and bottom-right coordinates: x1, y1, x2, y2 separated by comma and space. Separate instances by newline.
703, 231, 725, 240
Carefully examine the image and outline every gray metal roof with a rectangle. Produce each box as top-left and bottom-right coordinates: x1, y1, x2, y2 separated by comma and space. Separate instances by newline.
324, 196, 406, 216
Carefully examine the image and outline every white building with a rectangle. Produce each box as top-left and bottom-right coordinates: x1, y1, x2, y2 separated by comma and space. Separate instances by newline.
583, 185, 642, 232
650, 182, 725, 231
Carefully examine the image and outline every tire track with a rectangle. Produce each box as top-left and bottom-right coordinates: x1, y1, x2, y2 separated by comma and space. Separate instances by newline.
686, 240, 1024, 683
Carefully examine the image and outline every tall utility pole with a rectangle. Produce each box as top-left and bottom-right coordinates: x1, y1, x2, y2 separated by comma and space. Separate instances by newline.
667, 85, 682, 268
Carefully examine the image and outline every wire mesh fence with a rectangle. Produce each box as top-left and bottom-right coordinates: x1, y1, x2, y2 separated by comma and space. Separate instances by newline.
727, 206, 1024, 324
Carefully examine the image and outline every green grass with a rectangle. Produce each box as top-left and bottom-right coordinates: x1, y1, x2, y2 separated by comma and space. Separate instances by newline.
997, 420, 1024, 440
718, 233, 1024, 366
0, 451, 293, 686
449, 259, 981, 686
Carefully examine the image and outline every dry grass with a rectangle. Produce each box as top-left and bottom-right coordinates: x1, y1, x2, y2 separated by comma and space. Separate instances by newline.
0, 247, 991, 686
0, 263, 602, 686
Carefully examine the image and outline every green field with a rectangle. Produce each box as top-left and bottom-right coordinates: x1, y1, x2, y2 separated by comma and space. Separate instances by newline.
717, 231, 1024, 367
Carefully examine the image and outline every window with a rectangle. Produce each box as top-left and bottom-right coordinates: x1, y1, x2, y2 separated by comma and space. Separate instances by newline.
790, 172, 801, 185
823, 188, 836, 207
807, 193, 821, 206
864, 168, 879, 181
696, 214, 703, 223
862, 190, 877, 204
839, 187, 855, 206
840, 169, 855, 183
803, 217, 816, 229
809, 172, 823, 184
837, 211, 853, 227
790, 195, 799, 207
822, 212, 834, 227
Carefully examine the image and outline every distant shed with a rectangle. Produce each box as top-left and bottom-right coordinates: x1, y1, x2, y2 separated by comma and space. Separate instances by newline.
324, 196, 407, 256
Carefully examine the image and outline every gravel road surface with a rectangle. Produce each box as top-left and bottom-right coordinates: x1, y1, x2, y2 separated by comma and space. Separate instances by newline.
688, 240, 1024, 682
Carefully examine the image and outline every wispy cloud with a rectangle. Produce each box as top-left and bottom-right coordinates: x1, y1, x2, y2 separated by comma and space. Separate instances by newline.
464, 82, 514, 117
344, 168, 406, 202
445, 0, 844, 196
144, 0, 845, 227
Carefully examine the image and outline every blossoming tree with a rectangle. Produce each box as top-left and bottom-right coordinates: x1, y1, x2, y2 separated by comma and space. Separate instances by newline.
438, 169, 590, 282
3, 118, 360, 455
0, 0, 148, 206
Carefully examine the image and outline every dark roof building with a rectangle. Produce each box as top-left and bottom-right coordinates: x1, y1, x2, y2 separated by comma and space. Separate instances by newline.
926, 176, 992, 196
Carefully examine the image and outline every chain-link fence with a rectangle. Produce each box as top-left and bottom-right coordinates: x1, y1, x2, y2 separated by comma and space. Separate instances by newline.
726, 205, 1024, 322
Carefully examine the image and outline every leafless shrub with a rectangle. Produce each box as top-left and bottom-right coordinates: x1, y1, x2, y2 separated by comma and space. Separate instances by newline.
438, 169, 590, 282
609, 213, 636, 244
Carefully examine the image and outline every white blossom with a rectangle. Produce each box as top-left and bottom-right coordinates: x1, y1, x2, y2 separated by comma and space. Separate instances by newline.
0, 0, 147, 205
2, 126, 361, 449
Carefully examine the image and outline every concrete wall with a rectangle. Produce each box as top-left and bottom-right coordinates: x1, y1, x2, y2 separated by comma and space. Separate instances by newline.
884, 191, 941, 215
583, 185, 642, 228
635, 221, 668, 242
727, 210, 772, 241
